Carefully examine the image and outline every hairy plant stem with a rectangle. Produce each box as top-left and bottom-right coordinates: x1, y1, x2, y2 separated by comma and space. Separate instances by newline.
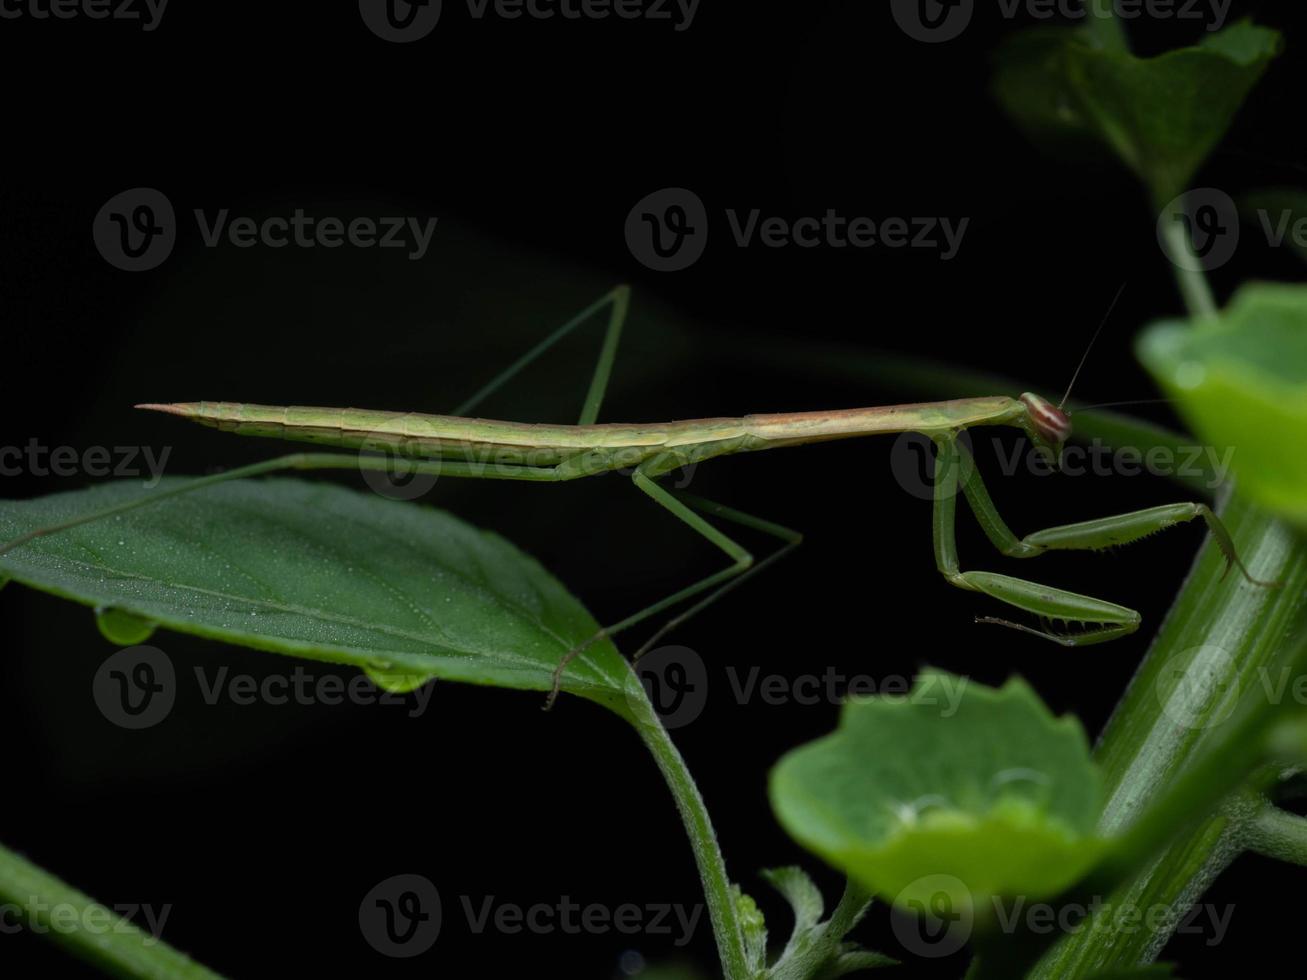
1010, 221, 1307, 975
632, 706, 752, 980
1243, 802, 1307, 867
1026, 494, 1306, 975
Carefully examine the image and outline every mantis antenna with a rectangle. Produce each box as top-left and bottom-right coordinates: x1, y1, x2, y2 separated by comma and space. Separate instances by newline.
1060, 281, 1127, 410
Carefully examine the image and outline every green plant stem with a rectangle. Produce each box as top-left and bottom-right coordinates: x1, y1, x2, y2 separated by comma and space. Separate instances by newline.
1025, 494, 1307, 976
826, 877, 874, 938
1244, 804, 1307, 866
633, 711, 751, 980
1085, 0, 1128, 51
0, 840, 225, 979
1160, 219, 1219, 319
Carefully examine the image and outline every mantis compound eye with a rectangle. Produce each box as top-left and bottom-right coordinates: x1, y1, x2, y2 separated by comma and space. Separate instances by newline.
1020, 392, 1072, 447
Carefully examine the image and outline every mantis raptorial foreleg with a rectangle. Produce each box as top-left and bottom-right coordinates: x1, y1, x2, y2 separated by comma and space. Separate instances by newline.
931, 434, 1274, 647
931, 433, 1141, 645
956, 436, 1256, 574
2, 284, 1277, 707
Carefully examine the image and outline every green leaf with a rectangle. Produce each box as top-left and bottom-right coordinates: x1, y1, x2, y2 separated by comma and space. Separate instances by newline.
1137, 282, 1307, 529
769, 672, 1104, 923
759, 866, 825, 937
759, 870, 895, 980
0, 478, 629, 711
994, 20, 1282, 203
1087, 967, 1178, 979
732, 885, 768, 975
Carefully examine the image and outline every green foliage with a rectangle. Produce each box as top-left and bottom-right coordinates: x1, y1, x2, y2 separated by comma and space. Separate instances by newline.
1138, 283, 1307, 529
993, 20, 1281, 203
0, 478, 630, 711
755, 868, 895, 980
769, 673, 1104, 922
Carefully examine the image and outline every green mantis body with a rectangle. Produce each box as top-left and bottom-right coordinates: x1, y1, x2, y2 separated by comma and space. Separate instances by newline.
0, 287, 1268, 706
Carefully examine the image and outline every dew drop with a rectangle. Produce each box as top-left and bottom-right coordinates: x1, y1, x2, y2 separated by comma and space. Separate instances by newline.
95, 606, 158, 646
364, 664, 435, 694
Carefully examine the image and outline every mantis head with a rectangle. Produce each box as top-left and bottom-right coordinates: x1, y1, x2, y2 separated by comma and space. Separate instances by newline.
1020, 392, 1072, 466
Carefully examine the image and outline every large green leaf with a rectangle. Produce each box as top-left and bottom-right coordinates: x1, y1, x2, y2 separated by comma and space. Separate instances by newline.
769, 672, 1104, 924
994, 20, 1282, 203
1137, 283, 1307, 530
0, 478, 629, 711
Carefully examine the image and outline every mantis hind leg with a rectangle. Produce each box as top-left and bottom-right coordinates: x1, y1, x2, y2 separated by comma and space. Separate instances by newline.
451, 285, 630, 424
931, 433, 1142, 646
2, 287, 634, 557
544, 461, 802, 710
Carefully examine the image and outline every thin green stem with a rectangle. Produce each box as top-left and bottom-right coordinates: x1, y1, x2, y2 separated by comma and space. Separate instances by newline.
0, 840, 225, 979
1161, 218, 1219, 320
1023, 494, 1307, 976
631, 707, 752, 980
825, 877, 874, 938
1085, 0, 1129, 52
1244, 804, 1307, 866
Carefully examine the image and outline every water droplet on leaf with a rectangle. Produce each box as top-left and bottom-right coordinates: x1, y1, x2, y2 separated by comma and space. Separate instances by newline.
95, 606, 158, 645
365, 665, 434, 694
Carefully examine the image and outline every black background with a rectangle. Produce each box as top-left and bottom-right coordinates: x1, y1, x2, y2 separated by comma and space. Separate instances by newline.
1, 1, 1305, 976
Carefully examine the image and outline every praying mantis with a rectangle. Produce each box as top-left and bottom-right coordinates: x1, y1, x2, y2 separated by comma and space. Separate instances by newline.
0, 286, 1272, 708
